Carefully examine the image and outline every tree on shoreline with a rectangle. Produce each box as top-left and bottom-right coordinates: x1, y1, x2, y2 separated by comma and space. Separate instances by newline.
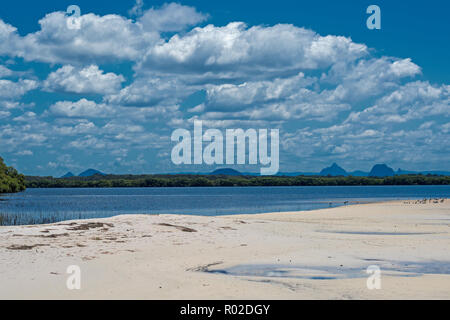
25, 173, 450, 188
0, 157, 26, 193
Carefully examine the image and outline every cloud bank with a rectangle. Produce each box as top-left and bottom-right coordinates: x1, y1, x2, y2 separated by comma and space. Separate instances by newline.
0, 2, 448, 175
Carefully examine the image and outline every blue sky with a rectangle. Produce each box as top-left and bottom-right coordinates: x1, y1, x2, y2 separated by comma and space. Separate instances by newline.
0, 0, 449, 176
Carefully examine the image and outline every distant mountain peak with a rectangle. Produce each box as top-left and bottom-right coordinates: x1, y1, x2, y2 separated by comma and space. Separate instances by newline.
210, 168, 242, 176
320, 163, 348, 176
61, 172, 74, 178
369, 164, 395, 177
78, 169, 105, 177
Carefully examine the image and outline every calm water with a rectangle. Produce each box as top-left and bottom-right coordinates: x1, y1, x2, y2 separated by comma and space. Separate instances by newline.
0, 186, 449, 225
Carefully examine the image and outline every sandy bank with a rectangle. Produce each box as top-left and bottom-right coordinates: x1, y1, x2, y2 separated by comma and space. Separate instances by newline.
0, 199, 449, 299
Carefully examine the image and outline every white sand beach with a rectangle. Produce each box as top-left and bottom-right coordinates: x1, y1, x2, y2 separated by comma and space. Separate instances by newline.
0, 199, 449, 300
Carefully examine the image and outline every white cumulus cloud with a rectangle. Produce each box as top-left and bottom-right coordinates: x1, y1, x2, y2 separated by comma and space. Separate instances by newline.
139, 3, 207, 32
44, 65, 125, 94
49, 99, 113, 118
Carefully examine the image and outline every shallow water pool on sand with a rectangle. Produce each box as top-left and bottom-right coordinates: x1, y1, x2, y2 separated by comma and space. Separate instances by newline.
204, 260, 450, 280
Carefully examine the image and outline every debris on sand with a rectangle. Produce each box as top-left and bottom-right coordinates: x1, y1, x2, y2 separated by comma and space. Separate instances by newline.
156, 223, 197, 233
66, 222, 114, 231
6, 244, 49, 250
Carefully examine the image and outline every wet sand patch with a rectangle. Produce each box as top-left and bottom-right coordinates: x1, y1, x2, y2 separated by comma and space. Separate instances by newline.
200, 260, 450, 280
318, 230, 437, 236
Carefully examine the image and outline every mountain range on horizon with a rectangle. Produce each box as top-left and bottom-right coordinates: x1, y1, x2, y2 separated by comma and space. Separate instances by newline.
318, 163, 396, 177
59, 164, 450, 178
278, 163, 450, 177
60, 169, 106, 178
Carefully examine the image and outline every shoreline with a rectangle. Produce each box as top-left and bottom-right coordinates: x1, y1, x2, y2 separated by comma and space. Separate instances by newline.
1, 194, 446, 227
0, 199, 449, 299
0, 199, 372, 227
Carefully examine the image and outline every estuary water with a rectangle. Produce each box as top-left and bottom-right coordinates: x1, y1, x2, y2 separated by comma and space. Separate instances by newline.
0, 186, 449, 225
